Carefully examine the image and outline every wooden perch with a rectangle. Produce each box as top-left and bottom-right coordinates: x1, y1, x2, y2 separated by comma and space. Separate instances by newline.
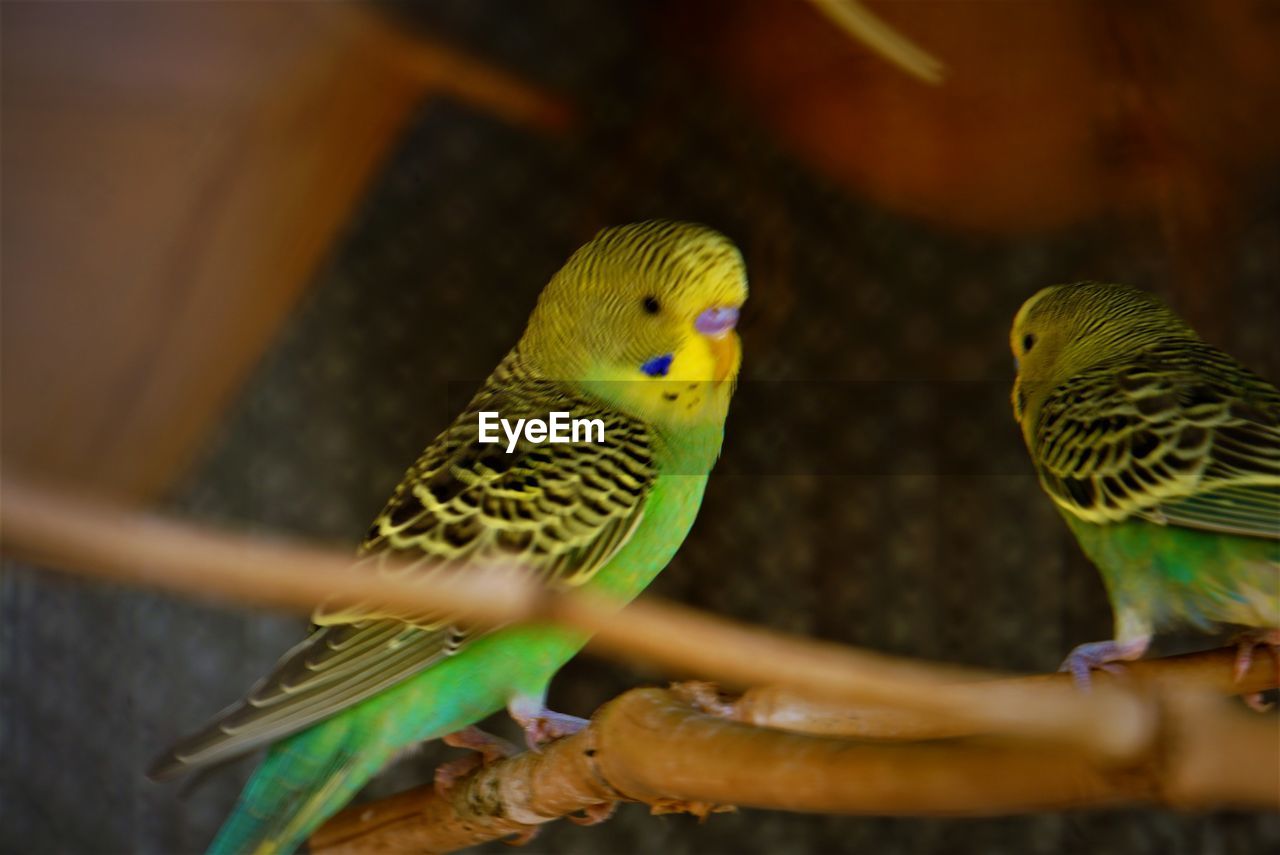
0, 476, 1165, 761
732, 647, 1280, 740
311, 674, 1279, 854
2, 481, 1269, 855
3, 474, 1276, 855
4, 476, 1273, 762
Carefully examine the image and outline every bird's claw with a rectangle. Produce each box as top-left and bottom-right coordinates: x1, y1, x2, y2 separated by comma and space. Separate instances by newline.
1243, 692, 1274, 713
512, 708, 590, 752
502, 704, 614, 826
1232, 629, 1280, 682
567, 801, 617, 826
500, 826, 540, 847
1058, 638, 1150, 690
1232, 630, 1280, 711
433, 754, 482, 798
434, 726, 519, 798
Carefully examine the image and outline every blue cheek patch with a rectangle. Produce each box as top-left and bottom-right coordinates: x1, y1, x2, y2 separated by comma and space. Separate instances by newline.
640, 353, 674, 377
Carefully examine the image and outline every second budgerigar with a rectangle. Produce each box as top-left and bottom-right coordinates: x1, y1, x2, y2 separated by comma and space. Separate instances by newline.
1010, 282, 1279, 686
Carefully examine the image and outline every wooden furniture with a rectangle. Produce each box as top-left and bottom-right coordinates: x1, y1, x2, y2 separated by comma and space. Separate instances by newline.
1, 2, 568, 500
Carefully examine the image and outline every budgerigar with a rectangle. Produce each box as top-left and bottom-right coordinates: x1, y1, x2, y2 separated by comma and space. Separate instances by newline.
1009, 282, 1279, 687
149, 221, 748, 853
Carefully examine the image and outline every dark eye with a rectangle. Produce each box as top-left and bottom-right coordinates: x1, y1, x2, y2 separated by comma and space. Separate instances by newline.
642, 296, 660, 315
1022, 333, 1036, 353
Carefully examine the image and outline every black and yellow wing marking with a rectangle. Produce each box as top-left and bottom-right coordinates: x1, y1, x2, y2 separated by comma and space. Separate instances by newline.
149, 355, 655, 778
1033, 340, 1280, 538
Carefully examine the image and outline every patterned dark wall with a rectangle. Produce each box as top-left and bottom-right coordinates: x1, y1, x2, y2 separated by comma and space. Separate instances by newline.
3, 1, 1278, 852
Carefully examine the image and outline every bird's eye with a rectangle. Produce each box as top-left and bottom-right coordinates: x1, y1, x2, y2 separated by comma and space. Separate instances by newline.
642, 296, 661, 315
1022, 333, 1036, 353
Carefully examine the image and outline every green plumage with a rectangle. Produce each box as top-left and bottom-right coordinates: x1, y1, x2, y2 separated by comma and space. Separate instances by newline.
1010, 282, 1280, 679
1063, 513, 1279, 638
206, 457, 717, 854
149, 221, 748, 853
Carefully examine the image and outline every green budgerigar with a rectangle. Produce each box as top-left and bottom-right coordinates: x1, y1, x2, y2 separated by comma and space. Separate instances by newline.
149, 221, 748, 853
1010, 282, 1279, 687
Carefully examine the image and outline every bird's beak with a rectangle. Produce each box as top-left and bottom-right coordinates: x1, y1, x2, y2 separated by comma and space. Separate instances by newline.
695, 306, 741, 383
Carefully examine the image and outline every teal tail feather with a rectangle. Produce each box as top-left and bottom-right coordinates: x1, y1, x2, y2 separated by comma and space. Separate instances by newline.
201, 632, 541, 854
206, 713, 395, 855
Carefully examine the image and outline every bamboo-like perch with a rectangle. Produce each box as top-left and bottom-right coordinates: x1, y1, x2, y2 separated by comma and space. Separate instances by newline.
1, 475, 1276, 855
310, 672, 1278, 854
0, 476, 1160, 760
731, 647, 1278, 740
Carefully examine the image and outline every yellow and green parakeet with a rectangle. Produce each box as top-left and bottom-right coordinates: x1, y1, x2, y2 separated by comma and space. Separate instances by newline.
148, 220, 748, 853
1010, 282, 1279, 687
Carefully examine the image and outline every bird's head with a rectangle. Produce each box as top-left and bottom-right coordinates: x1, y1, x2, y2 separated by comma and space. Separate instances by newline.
1009, 282, 1195, 439
522, 220, 747, 427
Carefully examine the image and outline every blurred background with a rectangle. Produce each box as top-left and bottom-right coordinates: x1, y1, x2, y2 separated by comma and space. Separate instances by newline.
3, 1, 1279, 852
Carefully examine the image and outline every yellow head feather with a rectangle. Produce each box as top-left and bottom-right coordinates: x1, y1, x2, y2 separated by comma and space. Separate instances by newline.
520, 220, 748, 427
1009, 282, 1196, 441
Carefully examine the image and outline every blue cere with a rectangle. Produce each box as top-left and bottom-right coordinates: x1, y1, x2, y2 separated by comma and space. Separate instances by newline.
640, 352, 674, 377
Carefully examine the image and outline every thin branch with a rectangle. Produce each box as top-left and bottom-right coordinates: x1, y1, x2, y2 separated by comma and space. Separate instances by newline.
807, 0, 946, 84
563, 596, 1157, 762
0, 475, 541, 627
731, 647, 1280, 740
1, 476, 1165, 762
310, 679, 1279, 854
5, 478, 1275, 853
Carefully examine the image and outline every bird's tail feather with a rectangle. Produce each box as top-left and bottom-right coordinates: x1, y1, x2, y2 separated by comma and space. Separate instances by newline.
206, 715, 394, 855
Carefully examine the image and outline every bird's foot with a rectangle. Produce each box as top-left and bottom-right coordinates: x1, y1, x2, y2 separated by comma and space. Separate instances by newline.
508, 702, 590, 752
567, 801, 617, 826
503, 702, 611, 830
1232, 629, 1280, 711
1059, 637, 1150, 690
500, 827, 540, 847
433, 726, 519, 798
